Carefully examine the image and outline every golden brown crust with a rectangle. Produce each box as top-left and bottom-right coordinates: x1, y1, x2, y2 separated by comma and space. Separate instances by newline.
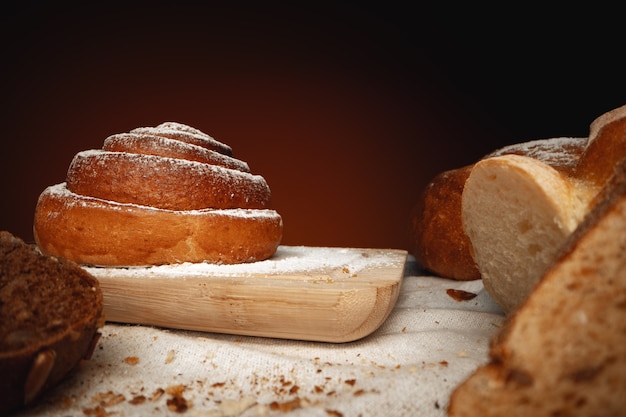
576, 104, 626, 187
34, 184, 283, 266
65, 150, 271, 211
103, 132, 250, 172
34, 122, 283, 266
131, 122, 233, 156
409, 165, 480, 280
447, 160, 626, 417
410, 137, 588, 281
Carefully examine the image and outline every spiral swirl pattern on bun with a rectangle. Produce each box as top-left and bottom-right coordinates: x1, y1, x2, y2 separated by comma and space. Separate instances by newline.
34, 122, 283, 266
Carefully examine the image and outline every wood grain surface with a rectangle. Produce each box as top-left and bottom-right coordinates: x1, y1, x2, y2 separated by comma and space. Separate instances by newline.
85, 246, 407, 343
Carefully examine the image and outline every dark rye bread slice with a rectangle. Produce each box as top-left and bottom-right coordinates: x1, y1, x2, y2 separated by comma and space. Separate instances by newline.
0, 231, 104, 415
448, 161, 626, 417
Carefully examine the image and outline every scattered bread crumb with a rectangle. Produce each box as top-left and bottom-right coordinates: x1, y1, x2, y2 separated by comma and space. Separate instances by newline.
123, 356, 139, 365
446, 289, 478, 301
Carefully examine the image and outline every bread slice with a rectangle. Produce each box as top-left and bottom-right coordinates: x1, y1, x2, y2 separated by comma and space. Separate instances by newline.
0, 231, 104, 414
448, 161, 626, 417
461, 154, 594, 313
409, 136, 588, 282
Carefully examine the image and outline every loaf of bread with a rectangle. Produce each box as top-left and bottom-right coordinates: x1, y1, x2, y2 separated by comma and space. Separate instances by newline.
461, 154, 595, 312
462, 105, 626, 312
448, 159, 626, 417
0, 231, 104, 414
410, 164, 480, 280
33, 122, 283, 266
410, 136, 588, 281
411, 104, 626, 299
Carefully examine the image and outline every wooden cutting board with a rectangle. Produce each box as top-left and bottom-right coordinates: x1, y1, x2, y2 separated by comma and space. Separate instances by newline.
85, 246, 407, 343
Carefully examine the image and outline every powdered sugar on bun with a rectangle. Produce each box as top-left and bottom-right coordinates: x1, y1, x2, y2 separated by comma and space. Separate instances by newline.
130, 122, 233, 156
43, 183, 280, 218
103, 133, 250, 172
66, 150, 271, 210
34, 123, 283, 266
34, 184, 283, 266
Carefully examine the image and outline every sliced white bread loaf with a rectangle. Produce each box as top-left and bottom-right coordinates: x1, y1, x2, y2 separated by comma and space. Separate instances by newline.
461, 154, 594, 313
448, 161, 626, 417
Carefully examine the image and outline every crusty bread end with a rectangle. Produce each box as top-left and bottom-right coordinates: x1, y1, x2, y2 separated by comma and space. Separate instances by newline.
449, 161, 626, 417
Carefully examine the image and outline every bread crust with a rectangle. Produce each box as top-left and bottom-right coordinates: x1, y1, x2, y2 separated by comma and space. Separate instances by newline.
131, 122, 233, 156
34, 122, 283, 266
0, 231, 103, 414
34, 184, 283, 266
103, 132, 250, 172
409, 165, 480, 280
448, 161, 626, 416
409, 137, 588, 280
66, 150, 271, 211
576, 104, 626, 187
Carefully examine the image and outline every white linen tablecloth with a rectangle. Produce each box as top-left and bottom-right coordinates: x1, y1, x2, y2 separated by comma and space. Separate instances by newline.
16, 256, 504, 417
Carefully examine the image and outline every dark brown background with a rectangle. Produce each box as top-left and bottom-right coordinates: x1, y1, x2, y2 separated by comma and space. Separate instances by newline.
1, 2, 623, 250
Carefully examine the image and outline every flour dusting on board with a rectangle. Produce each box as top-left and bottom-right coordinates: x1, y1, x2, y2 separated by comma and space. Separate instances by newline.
84, 246, 405, 279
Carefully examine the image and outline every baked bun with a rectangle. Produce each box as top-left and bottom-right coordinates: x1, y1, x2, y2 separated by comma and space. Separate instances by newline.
409, 136, 588, 281
448, 160, 626, 417
33, 122, 283, 266
0, 231, 103, 415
